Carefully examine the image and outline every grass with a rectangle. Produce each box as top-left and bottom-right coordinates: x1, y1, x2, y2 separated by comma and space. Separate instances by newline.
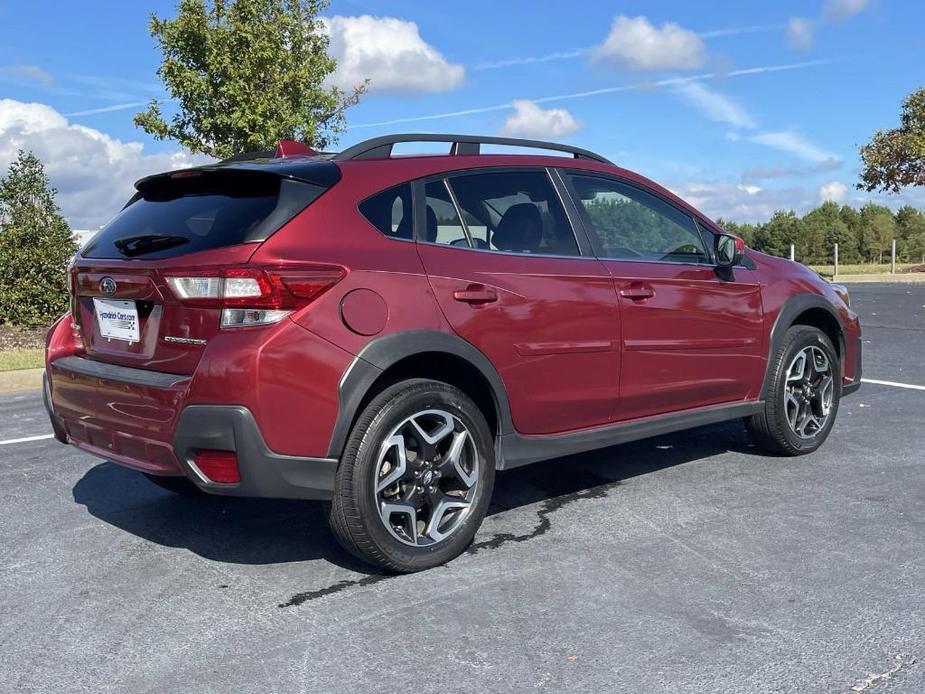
808, 262, 921, 276
0, 348, 44, 372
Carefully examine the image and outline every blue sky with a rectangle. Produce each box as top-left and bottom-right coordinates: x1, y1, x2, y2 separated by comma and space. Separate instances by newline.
1, 0, 923, 228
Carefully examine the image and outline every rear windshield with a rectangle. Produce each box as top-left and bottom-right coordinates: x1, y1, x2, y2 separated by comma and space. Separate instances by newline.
82, 170, 324, 259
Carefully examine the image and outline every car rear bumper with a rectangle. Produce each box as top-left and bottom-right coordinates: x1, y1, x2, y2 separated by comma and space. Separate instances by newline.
172, 405, 337, 499
45, 354, 338, 500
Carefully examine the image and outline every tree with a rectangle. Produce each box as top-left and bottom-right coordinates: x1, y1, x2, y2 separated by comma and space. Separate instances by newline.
0, 151, 77, 327
134, 0, 365, 158
802, 201, 853, 265
838, 205, 863, 263
858, 87, 925, 193
752, 210, 800, 258
859, 203, 896, 263
895, 205, 925, 262
716, 218, 757, 247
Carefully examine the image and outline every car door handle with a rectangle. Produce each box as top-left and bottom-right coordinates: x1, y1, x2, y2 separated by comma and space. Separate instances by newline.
453, 285, 498, 304
619, 282, 655, 300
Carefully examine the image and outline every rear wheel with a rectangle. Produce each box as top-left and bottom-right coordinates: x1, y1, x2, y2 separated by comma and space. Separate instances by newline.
327, 379, 494, 573
143, 473, 205, 496
748, 325, 840, 455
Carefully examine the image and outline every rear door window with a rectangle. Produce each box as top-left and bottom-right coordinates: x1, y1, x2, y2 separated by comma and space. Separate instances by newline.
438, 170, 580, 256
82, 170, 325, 260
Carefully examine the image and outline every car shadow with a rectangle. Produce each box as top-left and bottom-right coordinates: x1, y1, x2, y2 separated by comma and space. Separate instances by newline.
72, 419, 759, 576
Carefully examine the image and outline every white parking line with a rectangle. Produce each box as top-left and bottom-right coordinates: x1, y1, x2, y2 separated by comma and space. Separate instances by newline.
862, 378, 925, 391
0, 433, 54, 446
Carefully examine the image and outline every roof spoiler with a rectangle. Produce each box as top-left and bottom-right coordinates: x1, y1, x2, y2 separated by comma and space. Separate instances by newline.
220, 140, 321, 163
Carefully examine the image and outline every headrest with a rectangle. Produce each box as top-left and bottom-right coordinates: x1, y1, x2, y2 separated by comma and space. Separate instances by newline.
493, 203, 542, 252
425, 205, 438, 242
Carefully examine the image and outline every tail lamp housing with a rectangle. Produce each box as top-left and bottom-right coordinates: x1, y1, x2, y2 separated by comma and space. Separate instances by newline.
164, 265, 345, 327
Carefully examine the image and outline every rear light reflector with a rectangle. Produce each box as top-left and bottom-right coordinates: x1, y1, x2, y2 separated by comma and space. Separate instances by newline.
194, 450, 240, 484
164, 265, 345, 328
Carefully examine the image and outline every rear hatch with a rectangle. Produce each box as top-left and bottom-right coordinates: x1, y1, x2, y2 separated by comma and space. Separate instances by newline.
72, 160, 339, 374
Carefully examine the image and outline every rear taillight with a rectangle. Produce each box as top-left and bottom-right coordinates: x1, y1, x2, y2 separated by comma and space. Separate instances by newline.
65, 259, 83, 346
165, 265, 345, 328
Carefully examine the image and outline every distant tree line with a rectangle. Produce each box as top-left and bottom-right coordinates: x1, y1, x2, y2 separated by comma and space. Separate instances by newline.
717, 202, 925, 265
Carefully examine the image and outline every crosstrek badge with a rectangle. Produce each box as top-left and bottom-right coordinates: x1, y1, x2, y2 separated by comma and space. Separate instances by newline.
92, 298, 140, 342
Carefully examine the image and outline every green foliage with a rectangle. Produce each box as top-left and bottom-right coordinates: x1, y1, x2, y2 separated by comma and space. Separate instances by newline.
754, 210, 800, 258
859, 87, 925, 193
804, 201, 856, 263
584, 197, 701, 256
859, 203, 897, 263
134, 0, 365, 158
0, 151, 77, 327
717, 201, 925, 265
895, 205, 925, 261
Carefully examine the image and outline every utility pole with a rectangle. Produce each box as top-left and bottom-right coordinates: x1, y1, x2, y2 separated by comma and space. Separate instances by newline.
834, 243, 839, 281
790, 244, 795, 262
891, 239, 896, 274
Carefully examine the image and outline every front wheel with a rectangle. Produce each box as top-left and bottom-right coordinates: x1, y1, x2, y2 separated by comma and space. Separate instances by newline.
748, 325, 841, 455
327, 379, 495, 573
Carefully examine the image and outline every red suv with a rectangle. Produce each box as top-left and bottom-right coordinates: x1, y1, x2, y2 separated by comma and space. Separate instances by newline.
44, 134, 862, 572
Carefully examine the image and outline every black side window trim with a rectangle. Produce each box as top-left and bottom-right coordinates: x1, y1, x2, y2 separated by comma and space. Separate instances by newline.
557, 168, 714, 266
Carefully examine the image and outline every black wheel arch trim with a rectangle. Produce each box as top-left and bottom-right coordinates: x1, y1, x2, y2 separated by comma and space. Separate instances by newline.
761, 293, 846, 399
327, 330, 514, 459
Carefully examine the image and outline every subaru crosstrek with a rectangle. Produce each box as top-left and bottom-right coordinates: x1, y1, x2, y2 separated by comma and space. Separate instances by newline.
44, 133, 862, 572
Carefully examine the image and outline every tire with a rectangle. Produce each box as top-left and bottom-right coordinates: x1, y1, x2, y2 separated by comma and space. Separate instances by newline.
143, 473, 205, 496
748, 325, 841, 455
327, 379, 495, 573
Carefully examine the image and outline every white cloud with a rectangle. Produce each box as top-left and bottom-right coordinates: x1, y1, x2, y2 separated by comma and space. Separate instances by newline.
672, 179, 816, 222
747, 130, 835, 163
591, 15, 705, 71
0, 64, 55, 88
818, 180, 848, 203
787, 18, 814, 51
0, 99, 207, 229
824, 0, 870, 22
741, 158, 842, 181
674, 176, 925, 224
499, 100, 582, 139
323, 15, 464, 94
674, 82, 755, 129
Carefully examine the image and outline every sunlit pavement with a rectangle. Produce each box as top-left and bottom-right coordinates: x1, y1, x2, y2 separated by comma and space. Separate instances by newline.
1, 283, 923, 693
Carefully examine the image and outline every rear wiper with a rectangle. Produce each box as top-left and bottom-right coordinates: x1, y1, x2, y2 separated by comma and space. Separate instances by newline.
113, 234, 189, 257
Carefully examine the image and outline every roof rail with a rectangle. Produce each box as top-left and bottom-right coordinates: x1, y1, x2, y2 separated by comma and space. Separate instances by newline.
332, 134, 612, 164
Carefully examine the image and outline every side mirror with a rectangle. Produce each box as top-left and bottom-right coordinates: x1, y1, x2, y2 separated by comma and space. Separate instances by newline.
714, 233, 745, 268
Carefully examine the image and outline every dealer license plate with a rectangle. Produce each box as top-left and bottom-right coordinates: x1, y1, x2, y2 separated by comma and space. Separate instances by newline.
93, 298, 140, 342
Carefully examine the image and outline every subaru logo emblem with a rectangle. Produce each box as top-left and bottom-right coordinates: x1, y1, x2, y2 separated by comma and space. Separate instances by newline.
99, 277, 117, 295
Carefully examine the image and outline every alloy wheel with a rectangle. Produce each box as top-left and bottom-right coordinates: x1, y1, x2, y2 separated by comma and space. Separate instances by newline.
374, 409, 480, 547
784, 345, 835, 439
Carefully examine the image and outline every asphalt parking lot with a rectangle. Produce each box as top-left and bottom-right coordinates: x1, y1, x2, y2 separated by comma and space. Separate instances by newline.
1, 283, 923, 694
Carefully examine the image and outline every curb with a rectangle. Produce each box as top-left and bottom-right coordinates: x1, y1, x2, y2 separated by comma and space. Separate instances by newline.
832, 273, 925, 284
0, 368, 44, 394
